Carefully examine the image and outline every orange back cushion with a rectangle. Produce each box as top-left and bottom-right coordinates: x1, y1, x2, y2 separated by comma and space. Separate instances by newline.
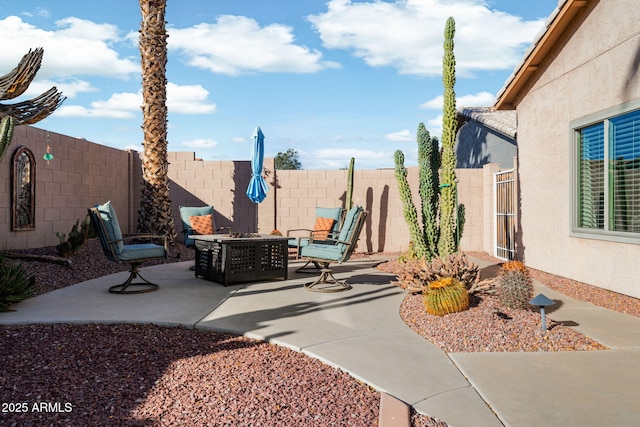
312, 217, 335, 240
190, 214, 214, 235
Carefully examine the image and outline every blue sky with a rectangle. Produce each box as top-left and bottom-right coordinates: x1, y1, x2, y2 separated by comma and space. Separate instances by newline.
0, 0, 558, 169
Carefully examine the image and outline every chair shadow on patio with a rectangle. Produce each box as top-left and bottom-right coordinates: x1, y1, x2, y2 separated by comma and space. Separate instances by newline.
197, 273, 402, 345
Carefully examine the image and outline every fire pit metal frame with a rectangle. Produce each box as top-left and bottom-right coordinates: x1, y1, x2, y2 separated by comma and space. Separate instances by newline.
192, 234, 289, 286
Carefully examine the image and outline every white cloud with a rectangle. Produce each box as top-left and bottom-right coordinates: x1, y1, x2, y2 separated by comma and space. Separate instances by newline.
20, 8, 50, 19
166, 82, 216, 114
182, 138, 218, 148
35, 79, 97, 98
54, 82, 216, 118
232, 137, 247, 143
0, 16, 138, 79
315, 148, 390, 159
385, 129, 414, 142
300, 147, 396, 169
168, 15, 340, 75
420, 91, 496, 109
308, 0, 544, 76
427, 114, 443, 137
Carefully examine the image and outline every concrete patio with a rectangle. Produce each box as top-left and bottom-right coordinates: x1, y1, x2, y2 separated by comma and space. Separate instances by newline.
2, 255, 640, 426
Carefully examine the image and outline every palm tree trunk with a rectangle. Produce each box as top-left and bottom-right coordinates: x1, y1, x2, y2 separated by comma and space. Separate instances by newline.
138, 0, 176, 240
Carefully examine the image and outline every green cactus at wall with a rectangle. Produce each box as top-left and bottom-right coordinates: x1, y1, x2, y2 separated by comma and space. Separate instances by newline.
438, 16, 460, 258
346, 157, 355, 211
0, 115, 15, 162
55, 215, 92, 256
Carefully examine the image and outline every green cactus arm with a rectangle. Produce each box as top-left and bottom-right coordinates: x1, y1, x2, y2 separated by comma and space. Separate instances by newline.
394, 150, 427, 259
417, 123, 440, 261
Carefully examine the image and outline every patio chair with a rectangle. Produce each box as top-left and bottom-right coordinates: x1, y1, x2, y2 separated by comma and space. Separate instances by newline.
179, 205, 216, 270
88, 201, 167, 294
178, 205, 216, 248
298, 205, 367, 292
287, 207, 343, 269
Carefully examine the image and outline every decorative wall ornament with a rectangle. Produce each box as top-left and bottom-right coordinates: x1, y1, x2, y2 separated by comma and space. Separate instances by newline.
11, 146, 36, 230
43, 131, 53, 163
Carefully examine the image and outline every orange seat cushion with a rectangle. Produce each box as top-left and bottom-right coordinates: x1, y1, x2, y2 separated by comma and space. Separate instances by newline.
312, 217, 335, 240
190, 214, 214, 235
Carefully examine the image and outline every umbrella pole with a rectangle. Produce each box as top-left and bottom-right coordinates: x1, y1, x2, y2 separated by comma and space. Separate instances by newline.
273, 164, 278, 232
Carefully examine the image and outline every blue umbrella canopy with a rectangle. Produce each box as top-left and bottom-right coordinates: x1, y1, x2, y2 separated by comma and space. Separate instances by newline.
246, 126, 269, 203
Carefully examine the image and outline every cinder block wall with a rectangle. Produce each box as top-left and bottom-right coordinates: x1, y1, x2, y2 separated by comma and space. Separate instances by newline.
259, 160, 488, 254
167, 152, 257, 236
1, 133, 497, 255
0, 125, 140, 250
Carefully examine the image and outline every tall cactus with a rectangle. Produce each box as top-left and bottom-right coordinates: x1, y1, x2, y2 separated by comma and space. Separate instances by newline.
0, 115, 15, 162
437, 16, 460, 258
393, 17, 464, 262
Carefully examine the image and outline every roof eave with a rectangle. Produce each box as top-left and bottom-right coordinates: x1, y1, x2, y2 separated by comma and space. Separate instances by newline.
494, 0, 589, 110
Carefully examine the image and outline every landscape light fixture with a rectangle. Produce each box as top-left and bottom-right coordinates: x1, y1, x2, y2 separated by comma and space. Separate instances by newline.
530, 293, 555, 332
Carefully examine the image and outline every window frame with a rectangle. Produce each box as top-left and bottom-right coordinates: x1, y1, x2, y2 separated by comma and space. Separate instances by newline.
570, 99, 640, 244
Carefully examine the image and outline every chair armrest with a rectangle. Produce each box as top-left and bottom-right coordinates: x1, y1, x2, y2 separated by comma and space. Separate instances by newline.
312, 237, 351, 245
286, 228, 313, 237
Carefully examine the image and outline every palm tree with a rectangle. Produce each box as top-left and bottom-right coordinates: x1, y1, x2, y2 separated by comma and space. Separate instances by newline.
137, 0, 176, 240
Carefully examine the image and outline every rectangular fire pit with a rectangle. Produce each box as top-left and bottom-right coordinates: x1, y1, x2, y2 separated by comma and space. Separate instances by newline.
192, 234, 289, 286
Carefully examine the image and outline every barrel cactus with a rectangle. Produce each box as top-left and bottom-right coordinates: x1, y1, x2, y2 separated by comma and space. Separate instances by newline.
423, 277, 469, 316
498, 262, 533, 310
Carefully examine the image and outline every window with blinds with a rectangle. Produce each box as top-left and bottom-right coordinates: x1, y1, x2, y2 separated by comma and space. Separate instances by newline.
578, 123, 604, 229
575, 108, 640, 236
610, 110, 640, 232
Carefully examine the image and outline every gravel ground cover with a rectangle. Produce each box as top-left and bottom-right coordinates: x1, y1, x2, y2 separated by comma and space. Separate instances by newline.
1, 323, 379, 427
3, 241, 640, 426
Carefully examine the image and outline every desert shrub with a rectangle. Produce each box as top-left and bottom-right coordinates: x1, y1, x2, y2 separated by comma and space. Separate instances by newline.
394, 252, 479, 293
0, 254, 35, 311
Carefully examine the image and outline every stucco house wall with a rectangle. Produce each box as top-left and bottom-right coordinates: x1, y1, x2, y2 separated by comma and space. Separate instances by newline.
511, 0, 640, 297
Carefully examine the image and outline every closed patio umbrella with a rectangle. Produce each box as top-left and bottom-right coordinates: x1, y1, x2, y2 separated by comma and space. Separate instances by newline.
246, 126, 269, 203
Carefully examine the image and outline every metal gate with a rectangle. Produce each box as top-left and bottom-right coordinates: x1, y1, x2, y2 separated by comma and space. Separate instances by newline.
495, 169, 515, 260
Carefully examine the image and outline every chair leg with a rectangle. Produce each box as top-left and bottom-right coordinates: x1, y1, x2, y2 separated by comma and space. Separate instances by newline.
109, 263, 159, 294
295, 260, 322, 273
304, 268, 352, 293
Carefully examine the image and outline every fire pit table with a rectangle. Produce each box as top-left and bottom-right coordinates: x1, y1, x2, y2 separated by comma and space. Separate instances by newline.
192, 234, 289, 286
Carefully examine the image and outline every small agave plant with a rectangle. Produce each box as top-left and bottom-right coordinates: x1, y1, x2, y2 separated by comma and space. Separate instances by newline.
0, 254, 35, 312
